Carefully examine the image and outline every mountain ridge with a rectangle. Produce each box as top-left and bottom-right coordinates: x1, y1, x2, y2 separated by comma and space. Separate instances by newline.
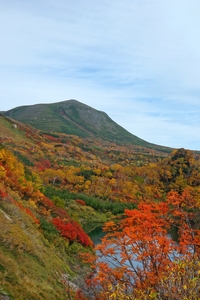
2, 99, 172, 153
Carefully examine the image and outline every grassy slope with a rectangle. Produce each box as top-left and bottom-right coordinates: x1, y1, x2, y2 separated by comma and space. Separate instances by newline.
0, 198, 72, 300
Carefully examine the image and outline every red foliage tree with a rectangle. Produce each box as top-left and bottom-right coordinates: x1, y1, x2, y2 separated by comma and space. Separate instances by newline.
52, 218, 93, 247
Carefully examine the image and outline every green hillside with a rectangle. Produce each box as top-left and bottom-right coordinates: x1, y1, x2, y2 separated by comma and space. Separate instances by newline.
3, 100, 172, 153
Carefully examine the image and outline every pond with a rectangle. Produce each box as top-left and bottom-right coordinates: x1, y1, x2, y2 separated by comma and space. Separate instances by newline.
88, 226, 106, 246
89, 225, 179, 246
88, 225, 179, 269
89, 225, 142, 269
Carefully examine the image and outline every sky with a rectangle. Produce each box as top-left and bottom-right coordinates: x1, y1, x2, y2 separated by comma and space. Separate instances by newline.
1, 1, 200, 150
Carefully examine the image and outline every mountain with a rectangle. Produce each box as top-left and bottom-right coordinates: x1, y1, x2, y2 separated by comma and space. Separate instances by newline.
3, 100, 172, 153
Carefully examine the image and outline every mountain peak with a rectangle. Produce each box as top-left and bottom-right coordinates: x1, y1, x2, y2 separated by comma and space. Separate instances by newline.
3, 100, 171, 153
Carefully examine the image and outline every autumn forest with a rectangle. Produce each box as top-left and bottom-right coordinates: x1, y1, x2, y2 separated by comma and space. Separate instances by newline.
0, 111, 200, 300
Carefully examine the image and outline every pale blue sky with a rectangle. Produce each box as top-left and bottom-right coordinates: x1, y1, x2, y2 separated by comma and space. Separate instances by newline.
1, 1, 200, 150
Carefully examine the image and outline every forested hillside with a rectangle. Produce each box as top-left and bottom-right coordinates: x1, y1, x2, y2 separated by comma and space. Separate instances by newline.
0, 114, 200, 299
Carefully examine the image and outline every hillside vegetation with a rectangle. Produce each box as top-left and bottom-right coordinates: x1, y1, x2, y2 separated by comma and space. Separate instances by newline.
0, 113, 200, 299
3, 100, 172, 153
